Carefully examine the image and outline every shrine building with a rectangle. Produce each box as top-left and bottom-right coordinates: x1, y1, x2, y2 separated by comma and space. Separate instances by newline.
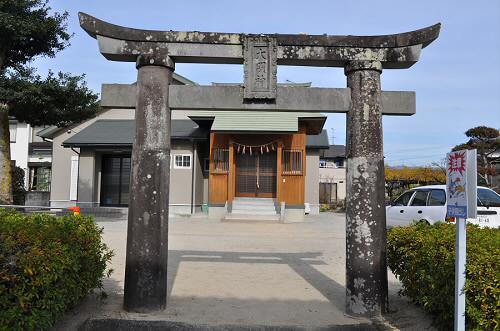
39, 74, 329, 221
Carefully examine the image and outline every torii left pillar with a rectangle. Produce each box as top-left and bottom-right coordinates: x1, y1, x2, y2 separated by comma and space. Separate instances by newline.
124, 53, 174, 312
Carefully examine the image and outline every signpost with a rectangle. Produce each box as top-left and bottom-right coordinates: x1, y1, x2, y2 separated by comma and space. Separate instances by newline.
446, 149, 477, 331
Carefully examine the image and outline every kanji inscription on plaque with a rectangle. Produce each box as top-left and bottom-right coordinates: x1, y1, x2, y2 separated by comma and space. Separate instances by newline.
243, 36, 277, 100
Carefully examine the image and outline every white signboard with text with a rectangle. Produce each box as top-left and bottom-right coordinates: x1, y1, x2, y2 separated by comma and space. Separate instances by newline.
446, 149, 477, 219
446, 149, 477, 331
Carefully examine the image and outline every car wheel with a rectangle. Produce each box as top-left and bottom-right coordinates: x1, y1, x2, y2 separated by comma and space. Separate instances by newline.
417, 219, 430, 225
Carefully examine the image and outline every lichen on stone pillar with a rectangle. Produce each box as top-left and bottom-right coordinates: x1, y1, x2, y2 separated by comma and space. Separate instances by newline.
124, 52, 174, 313
344, 60, 388, 317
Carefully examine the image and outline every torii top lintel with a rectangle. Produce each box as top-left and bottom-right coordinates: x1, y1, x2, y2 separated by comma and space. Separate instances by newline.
79, 12, 440, 69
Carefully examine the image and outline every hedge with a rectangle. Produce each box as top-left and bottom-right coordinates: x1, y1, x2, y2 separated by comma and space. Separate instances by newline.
0, 209, 113, 331
387, 222, 499, 330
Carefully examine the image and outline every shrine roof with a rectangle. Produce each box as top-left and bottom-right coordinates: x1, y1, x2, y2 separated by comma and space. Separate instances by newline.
188, 111, 326, 135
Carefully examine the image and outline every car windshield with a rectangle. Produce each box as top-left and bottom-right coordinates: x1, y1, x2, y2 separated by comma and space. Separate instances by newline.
477, 188, 500, 207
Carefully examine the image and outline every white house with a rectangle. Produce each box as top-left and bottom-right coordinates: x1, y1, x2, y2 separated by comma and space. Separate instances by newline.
319, 145, 347, 205
9, 119, 52, 192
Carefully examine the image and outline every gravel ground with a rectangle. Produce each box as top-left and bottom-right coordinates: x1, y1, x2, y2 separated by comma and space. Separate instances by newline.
53, 213, 436, 330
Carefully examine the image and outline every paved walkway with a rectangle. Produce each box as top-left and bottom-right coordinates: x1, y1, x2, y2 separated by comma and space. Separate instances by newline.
54, 213, 435, 330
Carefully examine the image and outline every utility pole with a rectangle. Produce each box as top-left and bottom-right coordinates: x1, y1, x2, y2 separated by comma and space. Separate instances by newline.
330, 128, 336, 145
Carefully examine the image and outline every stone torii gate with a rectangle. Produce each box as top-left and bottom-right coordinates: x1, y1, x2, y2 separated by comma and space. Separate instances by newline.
79, 12, 440, 316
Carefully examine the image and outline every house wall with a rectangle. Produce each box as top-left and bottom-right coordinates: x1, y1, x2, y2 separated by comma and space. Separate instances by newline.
305, 149, 320, 214
203, 178, 209, 204
319, 167, 347, 201
75, 143, 201, 214
209, 133, 230, 205
10, 123, 53, 191
280, 126, 307, 206
77, 149, 96, 207
169, 141, 195, 214
50, 108, 135, 207
9, 121, 30, 187
194, 142, 208, 210
94, 153, 103, 205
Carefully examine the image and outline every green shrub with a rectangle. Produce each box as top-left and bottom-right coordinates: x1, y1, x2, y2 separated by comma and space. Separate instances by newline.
387, 222, 499, 330
0, 209, 113, 331
320, 204, 330, 212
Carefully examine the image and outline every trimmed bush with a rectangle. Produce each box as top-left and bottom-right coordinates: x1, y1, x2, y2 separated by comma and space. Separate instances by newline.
0, 209, 113, 331
387, 222, 499, 330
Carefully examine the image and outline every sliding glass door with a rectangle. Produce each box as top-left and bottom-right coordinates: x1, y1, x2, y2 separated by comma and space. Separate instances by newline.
100, 155, 131, 206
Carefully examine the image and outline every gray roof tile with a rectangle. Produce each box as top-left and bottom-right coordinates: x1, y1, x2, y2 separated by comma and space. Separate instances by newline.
320, 145, 346, 158
62, 119, 208, 147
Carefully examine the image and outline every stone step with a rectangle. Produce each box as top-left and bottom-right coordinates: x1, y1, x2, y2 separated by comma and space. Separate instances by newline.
231, 204, 277, 210
223, 213, 281, 223
233, 197, 275, 201
232, 201, 276, 207
232, 198, 275, 203
231, 204, 277, 211
229, 209, 278, 216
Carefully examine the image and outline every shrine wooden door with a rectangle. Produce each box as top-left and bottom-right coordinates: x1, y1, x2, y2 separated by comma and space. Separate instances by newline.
235, 152, 277, 198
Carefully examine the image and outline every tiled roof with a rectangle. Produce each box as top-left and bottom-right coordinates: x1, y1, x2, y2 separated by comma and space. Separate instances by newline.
62, 119, 208, 147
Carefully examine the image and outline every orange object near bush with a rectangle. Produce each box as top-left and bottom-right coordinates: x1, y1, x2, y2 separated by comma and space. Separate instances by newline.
68, 206, 81, 215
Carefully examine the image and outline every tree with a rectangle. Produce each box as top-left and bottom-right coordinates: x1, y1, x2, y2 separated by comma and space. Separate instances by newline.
385, 165, 446, 200
430, 157, 447, 180
452, 126, 499, 188
12, 166, 26, 205
0, 0, 99, 204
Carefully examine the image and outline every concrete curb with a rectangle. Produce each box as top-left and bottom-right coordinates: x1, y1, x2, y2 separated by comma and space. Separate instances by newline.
79, 318, 381, 331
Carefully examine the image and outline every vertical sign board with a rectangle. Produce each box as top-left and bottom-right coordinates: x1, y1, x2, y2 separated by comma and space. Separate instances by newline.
446, 149, 477, 331
243, 36, 277, 100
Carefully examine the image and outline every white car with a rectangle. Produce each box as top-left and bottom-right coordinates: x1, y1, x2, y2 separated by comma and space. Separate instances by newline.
386, 185, 500, 228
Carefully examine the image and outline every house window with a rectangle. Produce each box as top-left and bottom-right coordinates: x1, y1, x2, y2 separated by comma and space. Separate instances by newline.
174, 154, 192, 169
213, 148, 229, 173
9, 122, 17, 143
282, 149, 303, 175
319, 160, 327, 168
29, 166, 51, 191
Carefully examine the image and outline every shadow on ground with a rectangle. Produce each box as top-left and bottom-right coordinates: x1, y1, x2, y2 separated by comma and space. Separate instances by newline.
167, 250, 346, 313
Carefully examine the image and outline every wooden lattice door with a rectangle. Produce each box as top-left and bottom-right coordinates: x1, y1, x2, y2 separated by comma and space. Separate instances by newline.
236, 152, 277, 198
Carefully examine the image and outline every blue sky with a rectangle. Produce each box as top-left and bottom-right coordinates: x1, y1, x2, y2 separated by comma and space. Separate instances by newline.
32, 0, 500, 166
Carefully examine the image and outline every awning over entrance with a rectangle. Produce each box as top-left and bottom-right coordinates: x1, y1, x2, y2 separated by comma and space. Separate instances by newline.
62, 119, 209, 147
189, 111, 326, 135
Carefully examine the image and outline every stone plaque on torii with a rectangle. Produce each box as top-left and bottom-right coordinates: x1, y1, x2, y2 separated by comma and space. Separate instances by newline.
79, 12, 440, 316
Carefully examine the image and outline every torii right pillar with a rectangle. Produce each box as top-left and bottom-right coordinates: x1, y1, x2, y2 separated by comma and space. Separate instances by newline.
344, 60, 388, 316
